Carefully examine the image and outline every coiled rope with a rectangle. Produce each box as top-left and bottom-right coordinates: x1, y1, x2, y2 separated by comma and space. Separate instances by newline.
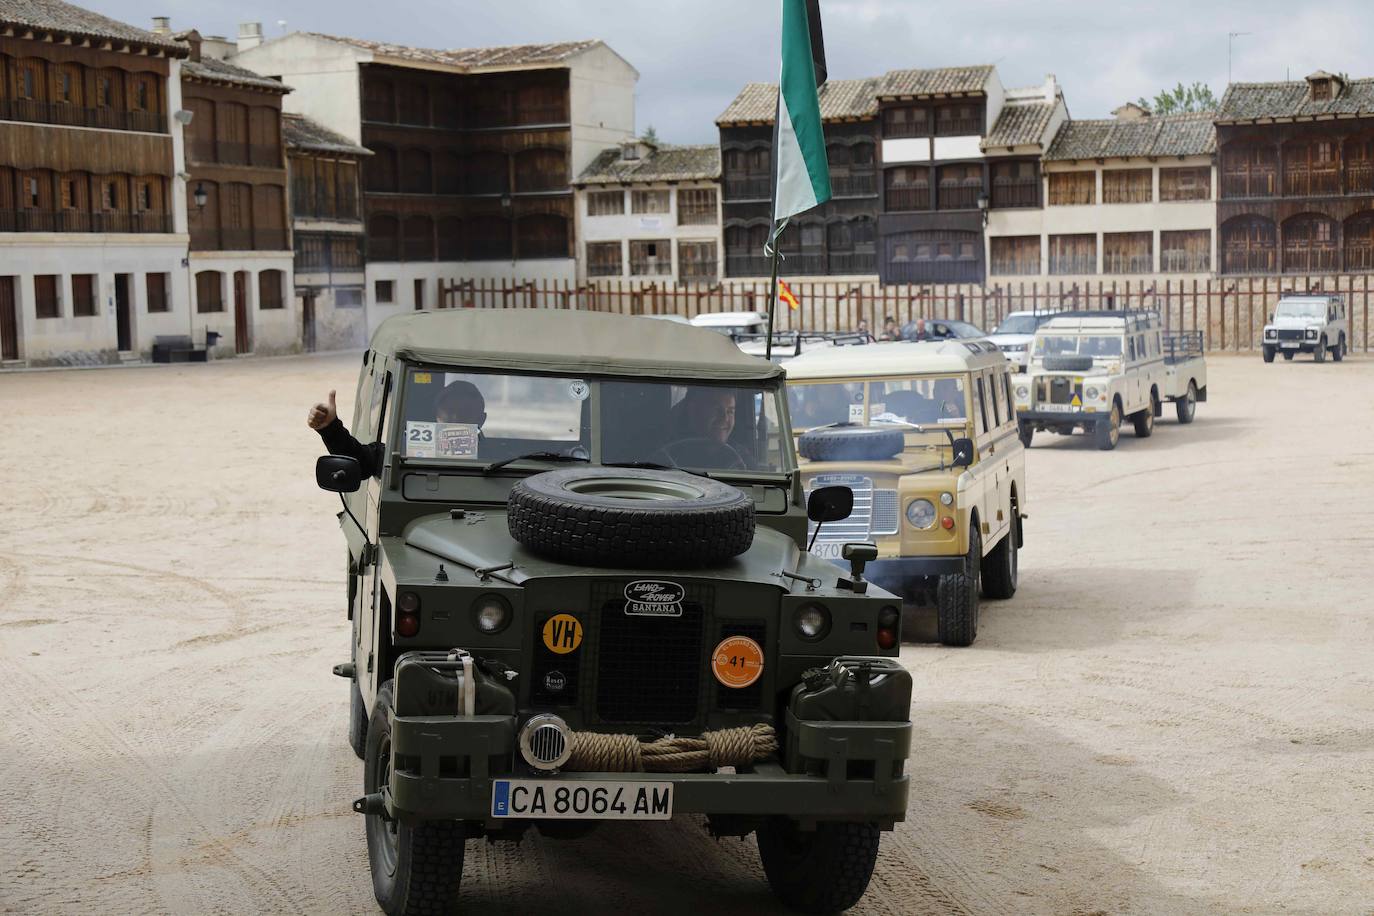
565, 723, 778, 773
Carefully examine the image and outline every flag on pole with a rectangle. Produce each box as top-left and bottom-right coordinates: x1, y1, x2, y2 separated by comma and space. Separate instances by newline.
778, 279, 800, 311
772, 0, 831, 227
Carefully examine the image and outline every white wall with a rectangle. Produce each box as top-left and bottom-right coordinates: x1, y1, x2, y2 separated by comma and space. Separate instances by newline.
188, 251, 298, 356
363, 260, 577, 336
568, 44, 638, 176
232, 34, 367, 144
983, 71, 1006, 134
2, 236, 192, 365
575, 181, 723, 283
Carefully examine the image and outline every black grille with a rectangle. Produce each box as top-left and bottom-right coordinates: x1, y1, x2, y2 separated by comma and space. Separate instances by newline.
593, 582, 710, 725
529, 612, 582, 707
715, 621, 766, 711
1043, 376, 1082, 405
1276, 328, 1304, 341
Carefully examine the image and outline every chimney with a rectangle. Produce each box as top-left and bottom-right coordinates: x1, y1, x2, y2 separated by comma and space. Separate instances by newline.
1043, 73, 1059, 103
1112, 102, 1151, 121
151, 16, 170, 36
238, 21, 264, 52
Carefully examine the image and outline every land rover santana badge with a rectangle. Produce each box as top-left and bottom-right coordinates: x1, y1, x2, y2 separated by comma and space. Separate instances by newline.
624, 580, 684, 617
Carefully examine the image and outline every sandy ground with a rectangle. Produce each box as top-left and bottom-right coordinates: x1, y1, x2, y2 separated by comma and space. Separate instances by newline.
1, 352, 1371, 916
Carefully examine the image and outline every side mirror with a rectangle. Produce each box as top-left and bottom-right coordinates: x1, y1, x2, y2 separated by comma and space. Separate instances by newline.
951, 437, 974, 468
316, 455, 362, 493
807, 485, 853, 523
1269, 313, 1274, 322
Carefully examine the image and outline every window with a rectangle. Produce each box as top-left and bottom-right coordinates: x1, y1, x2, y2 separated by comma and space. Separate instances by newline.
631, 190, 670, 214
937, 164, 982, 210
990, 236, 1040, 276
18, 65, 37, 100
1102, 169, 1152, 204
35, 275, 60, 318
375, 280, 395, 303
990, 160, 1039, 208
677, 188, 717, 225
71, 274, 97, 317
1160, 230, 1211, 273
629, 239, 671, 275
1220, 216, 1277, 274
1048, 171, 1095, 206
258, 270, 284, 309
59, 177, 77, 209
678, 240, 717, 280
24, 176, 40, 208
196, 271, 223, 313
1103, 232, 1152, 274
335, 287, 364, 307
586, 242, 622, 277
101, 179, 122, 211
936, 104, 982, 136
57, 71, 72, 103
146, 273, 169, 313
1221, 144, 1278, 198
989, 371, 1005, 426
1049, 234, 1097, 274
133, 79, 149, 112
1160, 167, 1211, 201
96, 75, 113, 108
135, 180, 153, 211
974, 377, 989, 434
883, 105, 928, 138
885, 167, 930, 211
586, 190, 624, 216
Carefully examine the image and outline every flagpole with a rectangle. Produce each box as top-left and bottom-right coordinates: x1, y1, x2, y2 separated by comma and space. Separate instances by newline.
765, 220, 782, 361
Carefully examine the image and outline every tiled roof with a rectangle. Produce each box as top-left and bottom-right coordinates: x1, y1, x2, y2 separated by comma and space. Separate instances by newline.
182, 57, 289, 92
0, 0, 186, 54
301, 33, 600, 70
1045, 113, 1215, 161
878, 65, 994, 98
575, 144, 719, 185
283, 113, 371, 156
983, 101, 1057, 149
1218, 79, 1374, 122
716, 78, 883, 125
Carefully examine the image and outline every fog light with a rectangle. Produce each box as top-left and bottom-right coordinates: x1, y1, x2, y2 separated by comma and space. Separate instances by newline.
794, 603, 830, 640
473, 594, 511, 634
941, 516, 955, 530
398, 591, 420, 613
939, 491, 953, 506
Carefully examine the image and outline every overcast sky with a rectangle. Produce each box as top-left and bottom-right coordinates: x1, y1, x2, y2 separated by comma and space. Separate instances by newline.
110, 0, 1374, 143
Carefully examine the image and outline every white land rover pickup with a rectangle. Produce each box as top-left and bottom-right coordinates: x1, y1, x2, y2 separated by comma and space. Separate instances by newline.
1262, 294, 1350, 363
1012, 311, 1207, 451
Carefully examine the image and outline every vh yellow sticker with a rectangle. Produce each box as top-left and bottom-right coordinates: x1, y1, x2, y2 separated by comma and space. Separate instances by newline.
414, 372, 432, 384
1070, 393, 1082, 407
711, 635, 764, 688
542, 614, 583, 654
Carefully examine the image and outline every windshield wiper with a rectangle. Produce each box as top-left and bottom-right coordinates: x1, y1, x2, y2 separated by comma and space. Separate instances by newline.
482, 451, 589, 474
603, 461, 711, 478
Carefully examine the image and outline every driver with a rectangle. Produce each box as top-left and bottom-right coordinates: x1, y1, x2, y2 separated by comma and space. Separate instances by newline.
657, 388, 749, 469
932, 379, 964, 418
308, 380, 487, 476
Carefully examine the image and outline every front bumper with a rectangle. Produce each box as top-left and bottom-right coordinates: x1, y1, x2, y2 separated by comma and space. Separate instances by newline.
1017, 408, 1104, 426
386, 713, 911, 824
859, 556, 965, 597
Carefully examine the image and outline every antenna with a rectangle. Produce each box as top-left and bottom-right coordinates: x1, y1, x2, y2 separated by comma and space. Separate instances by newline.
1228, 31, 1252, 85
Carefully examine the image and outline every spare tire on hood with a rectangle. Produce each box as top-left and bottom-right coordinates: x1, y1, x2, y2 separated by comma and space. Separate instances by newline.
507, 467, 755, 568
1041, 355, 1096, 372
799, 425, 905, 462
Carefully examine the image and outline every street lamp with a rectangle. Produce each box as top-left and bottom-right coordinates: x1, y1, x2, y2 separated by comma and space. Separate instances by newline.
976, 191, 989, 227
193, 182, 207, 210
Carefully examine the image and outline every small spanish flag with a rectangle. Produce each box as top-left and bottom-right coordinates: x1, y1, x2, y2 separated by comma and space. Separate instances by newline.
778, 279, 800, 311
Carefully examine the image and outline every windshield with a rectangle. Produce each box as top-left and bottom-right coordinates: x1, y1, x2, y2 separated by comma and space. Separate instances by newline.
1035, 335, 1122, 357
787, 377, 967, 429
993, 315, 1042, 335
1274, 300, 1326, 319
399, 369, 787, 473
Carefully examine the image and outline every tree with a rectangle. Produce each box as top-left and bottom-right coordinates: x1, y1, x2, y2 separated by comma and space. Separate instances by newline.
1136, 82, 1218, 114
641, 124, 659, 145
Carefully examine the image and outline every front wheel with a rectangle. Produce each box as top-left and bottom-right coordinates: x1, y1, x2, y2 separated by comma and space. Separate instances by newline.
365, 682, 466, 916
1095, 404, 1121, 451
1314, 336, 1327, 362
936, 527, 980, 646
1332, 336, 1345, 362
1262, 345, 1275, 363
757, 819, 881, 914
348, 675, 367, 760
1018, 421, 1033, 449
1175, 382, 1197, 424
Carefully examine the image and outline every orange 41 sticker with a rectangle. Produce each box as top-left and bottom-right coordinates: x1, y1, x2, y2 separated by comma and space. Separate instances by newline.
711, 635, 764, 689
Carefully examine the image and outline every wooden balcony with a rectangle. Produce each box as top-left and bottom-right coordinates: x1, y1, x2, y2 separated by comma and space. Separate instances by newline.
1283, 167, 1340, 197
1220, 248, 1276, 274
0, 209, 172, 233
724, 176, 771, 201
831, 172, 877, 198
1281, 244, 1339, 273
1221, 170, 1277, 199
0, 98, 166, 134
991, 179, 1038, 209
827, 251, 876, 274
884, 187, 929, 212
938, 184, 981, 211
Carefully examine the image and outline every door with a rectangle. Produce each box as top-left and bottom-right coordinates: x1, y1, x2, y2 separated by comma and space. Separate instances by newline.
0, 277, 18, 361
233, 270, 251, 354
301, 290, 317, 353
114, 273, 132, 352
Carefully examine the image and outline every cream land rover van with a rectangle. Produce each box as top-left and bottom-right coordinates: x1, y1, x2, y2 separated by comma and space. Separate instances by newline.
785, 340, 1027, 647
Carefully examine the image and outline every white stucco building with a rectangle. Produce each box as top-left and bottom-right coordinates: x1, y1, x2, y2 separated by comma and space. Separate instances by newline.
574, 140, 722, 283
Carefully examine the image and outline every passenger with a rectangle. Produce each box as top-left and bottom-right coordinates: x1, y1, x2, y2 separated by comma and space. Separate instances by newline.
881, 315, 901, 341
308, 379, 487, 476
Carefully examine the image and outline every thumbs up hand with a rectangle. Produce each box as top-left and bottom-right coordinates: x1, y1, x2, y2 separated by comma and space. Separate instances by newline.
308, 390, 338, 430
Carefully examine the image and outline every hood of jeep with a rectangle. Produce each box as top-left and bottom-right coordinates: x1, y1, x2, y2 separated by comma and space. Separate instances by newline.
398, 509, 809, 588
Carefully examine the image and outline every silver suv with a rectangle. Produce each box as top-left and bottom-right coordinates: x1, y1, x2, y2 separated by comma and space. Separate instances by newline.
1263, 295, 1349, 363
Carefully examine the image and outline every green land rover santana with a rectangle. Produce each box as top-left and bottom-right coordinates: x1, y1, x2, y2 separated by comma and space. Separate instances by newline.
317, 309, 913, 915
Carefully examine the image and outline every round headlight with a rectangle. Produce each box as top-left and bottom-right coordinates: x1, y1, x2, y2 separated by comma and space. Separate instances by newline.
1306, 328, 1318, 338
906, 498, 936, 529
398, 591, 420, 613
1085, 386, 1100, 400
794, 603, 830, 640
1265, 328, 1277, 338
473, 594, 511, 634
1015, 385, 1029, 399
939, 491, 954, 507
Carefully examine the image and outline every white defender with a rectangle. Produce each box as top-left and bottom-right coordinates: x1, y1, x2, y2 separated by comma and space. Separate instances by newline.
1262, 294, 1350, 363
1012, 310, 1207, 451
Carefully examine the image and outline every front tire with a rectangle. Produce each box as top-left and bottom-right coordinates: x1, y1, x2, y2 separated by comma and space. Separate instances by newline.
1018, 421, 1033, 449
349, 676, 367, 760
757, 819, 881, 914
936, 527, 980, 646
1333, 335, 1345, 362
1314, 336, 1326, 362
1262, 345, 1275, 363
1095, 403, 1121, 451
1175, 382, 1197, 424
365, 682, 466, 916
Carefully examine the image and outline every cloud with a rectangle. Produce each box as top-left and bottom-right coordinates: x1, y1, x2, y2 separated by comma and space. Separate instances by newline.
95, 0, 1374, 141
